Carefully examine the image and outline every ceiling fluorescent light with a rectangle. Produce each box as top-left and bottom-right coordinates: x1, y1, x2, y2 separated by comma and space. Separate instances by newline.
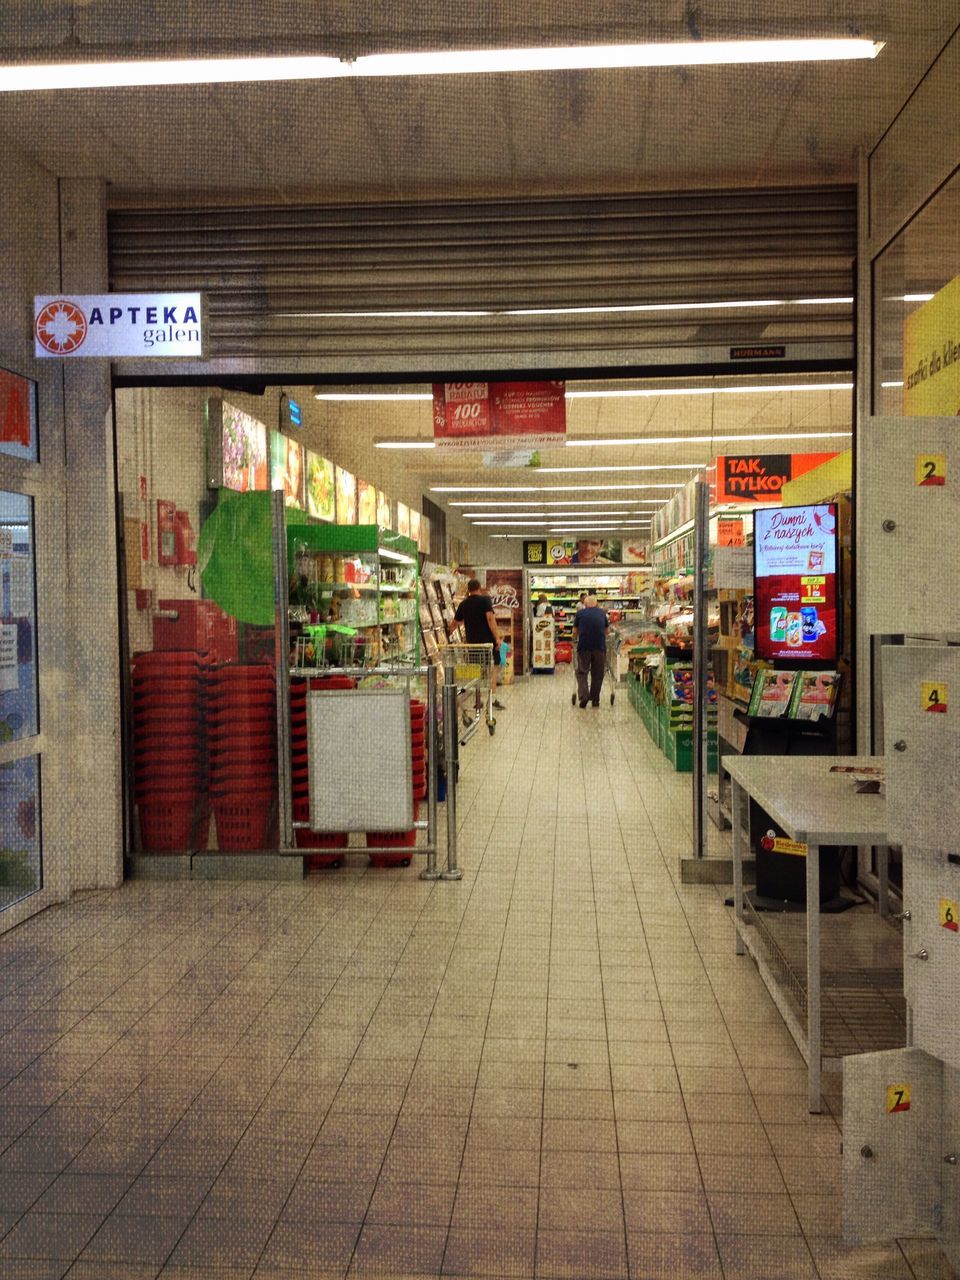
566, 382, 852, 398
0, 39, 882, 94
449, 499, 660, 507
432, 483, 682, 492
356, 39, 883, 78
901, 293, 935, 302
537, 464, 706, 474
284, 295, 852, 321
565, 430, 852, 447
317, 392, 433, 401
505, 296, 852, 316
881, 380, 904, 388
465, 504, 640, 514
374, 440, 437, 449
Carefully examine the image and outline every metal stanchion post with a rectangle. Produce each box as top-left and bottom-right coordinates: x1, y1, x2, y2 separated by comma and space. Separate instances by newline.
440, 665, 462, 880
421, 663, 440, 880
691, 477, 709, 860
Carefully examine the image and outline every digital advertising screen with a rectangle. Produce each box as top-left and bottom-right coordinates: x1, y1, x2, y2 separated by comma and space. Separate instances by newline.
270, 432, 304, 508
220, 402, 268, 493
754, 502, 839, 662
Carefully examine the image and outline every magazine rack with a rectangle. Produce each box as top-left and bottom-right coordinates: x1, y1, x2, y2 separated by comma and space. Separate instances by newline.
729, 681, 853, 912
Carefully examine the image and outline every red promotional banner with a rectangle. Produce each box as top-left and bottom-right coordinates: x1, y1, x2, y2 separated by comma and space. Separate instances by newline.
0, 367, 35, 454
433, 381, 565, 447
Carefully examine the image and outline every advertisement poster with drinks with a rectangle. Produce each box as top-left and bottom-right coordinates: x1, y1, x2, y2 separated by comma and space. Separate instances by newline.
754, 503, 838, 662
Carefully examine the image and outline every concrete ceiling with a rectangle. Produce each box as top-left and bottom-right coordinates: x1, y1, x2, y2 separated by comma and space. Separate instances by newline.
0, 2, 957, 206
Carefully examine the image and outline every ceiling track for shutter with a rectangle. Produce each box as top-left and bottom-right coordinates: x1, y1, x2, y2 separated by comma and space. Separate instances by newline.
108, 187, 855, 373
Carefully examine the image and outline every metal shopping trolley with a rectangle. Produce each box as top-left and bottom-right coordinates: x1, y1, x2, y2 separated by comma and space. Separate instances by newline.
570, 625, 623, 707
441, 642, 496, 744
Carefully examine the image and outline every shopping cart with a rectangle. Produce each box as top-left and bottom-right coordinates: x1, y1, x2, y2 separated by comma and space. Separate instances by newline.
570, 626, 623, 707
440, 642, 496, 744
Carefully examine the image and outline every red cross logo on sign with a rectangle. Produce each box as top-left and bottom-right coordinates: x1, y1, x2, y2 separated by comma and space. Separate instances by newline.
35, 299, 88, 354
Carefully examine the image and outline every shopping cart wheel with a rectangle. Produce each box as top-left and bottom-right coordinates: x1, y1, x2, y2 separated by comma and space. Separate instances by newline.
610, 690, 615, 705
488, 720, 496, 736
571, 692, 577, 706
401, 858, 411, 867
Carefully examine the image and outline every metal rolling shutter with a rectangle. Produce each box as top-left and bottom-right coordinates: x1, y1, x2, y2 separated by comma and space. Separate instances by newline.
108, 187, 855, 374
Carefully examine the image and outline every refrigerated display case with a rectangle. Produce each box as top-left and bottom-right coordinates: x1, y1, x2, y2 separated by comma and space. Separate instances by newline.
288, 523, 419, 667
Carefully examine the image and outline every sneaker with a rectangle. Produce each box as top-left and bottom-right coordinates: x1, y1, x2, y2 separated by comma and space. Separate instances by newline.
493, 699, 506, 711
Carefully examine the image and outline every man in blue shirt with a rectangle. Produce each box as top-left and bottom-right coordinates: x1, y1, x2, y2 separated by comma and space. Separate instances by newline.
573, 594, 609, 708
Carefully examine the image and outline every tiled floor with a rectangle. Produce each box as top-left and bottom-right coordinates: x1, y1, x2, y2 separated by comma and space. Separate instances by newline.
0, 674, 956, 1279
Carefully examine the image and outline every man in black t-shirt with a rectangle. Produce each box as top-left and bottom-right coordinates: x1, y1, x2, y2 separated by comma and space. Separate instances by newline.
450, 579, 505, 709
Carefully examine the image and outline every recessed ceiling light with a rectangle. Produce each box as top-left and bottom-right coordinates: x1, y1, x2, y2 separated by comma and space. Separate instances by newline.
4, 39, 881, 93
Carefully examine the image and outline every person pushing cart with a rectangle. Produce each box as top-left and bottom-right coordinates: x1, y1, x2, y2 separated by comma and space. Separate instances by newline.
572, 594, 613, 708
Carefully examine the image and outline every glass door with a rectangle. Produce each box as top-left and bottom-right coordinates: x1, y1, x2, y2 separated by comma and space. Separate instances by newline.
0, 367, 54, 930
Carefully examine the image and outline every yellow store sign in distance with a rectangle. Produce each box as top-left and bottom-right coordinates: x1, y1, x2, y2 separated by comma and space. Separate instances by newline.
904, 274, 960, 416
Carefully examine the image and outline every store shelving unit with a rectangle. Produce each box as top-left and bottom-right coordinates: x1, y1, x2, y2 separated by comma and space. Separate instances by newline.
524, 567, 654, 675
288, 523, 419, 667
419, 573, 463, 680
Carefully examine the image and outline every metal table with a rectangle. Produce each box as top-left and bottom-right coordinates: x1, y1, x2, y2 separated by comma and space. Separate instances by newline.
728, 754, 888, 1113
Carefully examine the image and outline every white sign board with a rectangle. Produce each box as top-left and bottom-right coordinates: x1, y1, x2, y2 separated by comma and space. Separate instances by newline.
713, 545, 753, 590
34, 293, 203, 358
0, 624, 18, 692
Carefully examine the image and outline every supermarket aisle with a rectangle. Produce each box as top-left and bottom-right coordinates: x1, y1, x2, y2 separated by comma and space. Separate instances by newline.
0, 674, 953, 1280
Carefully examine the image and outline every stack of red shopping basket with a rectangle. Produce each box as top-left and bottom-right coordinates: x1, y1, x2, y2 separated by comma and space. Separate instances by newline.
206, 665, 278, 851
291, 675, 354, 870
365, 697, 428, 868
132, 652, 209, 853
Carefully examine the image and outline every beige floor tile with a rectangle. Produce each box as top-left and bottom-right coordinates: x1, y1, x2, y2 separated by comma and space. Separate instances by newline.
467, 1116, 541, 1150
282, 1178, 375, 1224
472, 1087, 543, 1119
626, 1231, 723, 1279
714, 1234, 819, 1279
696, 1151, 788, 1194
541, 1117, 618, 1152
618, 1151, 704, 1194
538, 1186, 625, 1234
450, 1185, 538, 1232
350, 1222, 446, 1275
894, 1239, 959, 1280
616, 1119, 694, 1153
707, 1190, 802, 1236
257, 1218, 359, 1272
539, 1150, 620, 1190
0, 1210, 103, 1261
690, 1120, 774, 1155
535, 1228, 628, 1279
621, 1188, 711, 1234
442, 1226, 536, 1277
365, 1178, 456, 1228
542, 1089, 614, 1120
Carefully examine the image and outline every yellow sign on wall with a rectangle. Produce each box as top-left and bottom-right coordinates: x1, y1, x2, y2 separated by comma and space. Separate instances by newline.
886, 1082, 911, 1113
903, 274, 960, 416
